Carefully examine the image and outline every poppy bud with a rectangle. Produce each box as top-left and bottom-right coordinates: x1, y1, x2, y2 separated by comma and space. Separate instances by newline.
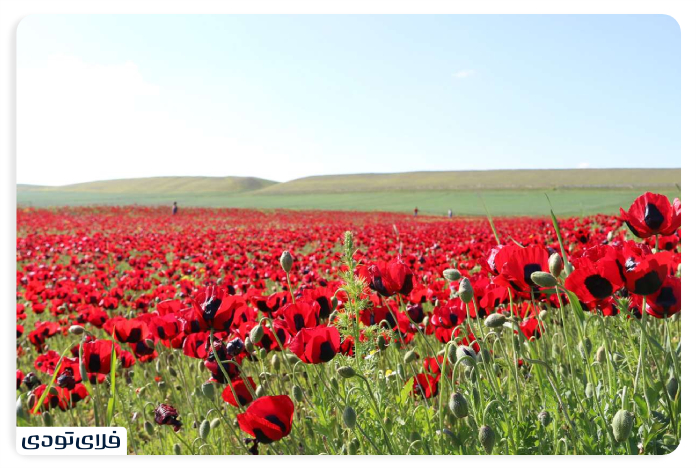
596, 346, 606, 363
250, 325, 265, 344
155, 360, 162, 374
538, 410, 551, 427
548, 253, 563, 278
200, 382, 215, 400
408, 440, 423, 453
27, 393, 37, 410
443, 269, 461, 282
199, 419, 211, 440
168, 367, 178, 378
456, 345, 477, 366
377, 334, 387, 351
244, 337, 254, 354
255, 384, 266, 397
472, 387, 481, 408
531, 271, 557, 288
285, 353, 301, 365
539, 309, 549, 321
448, 392, 468, 419
173, 443, 182, 455
404, 350, 417, 364
666, 376, 679, 400
578, 338, 592, 359
16, 397, 26, 421
198, 361, 206, 373
480, 348, 492, 364
397, 364, 406, 380
343, 405, 357, 429
280, 251, 293, 273
271, 354, 280, 371
258, 348, 267, 360
144, 420, 155, 435
478, 425, 495, 454
337, 366, 357, 379
68, 325, 85, 335
330, 377, 339, 391
348, 438, 358, 455
211, 418, 221, 429
457, 278, 474, 303
484, 313, 506, 328
331, 296, 339, 311
292, 385, 304, 402
612, 409, 634, 442
445, 342, 458, 365
42, 412, 53, 427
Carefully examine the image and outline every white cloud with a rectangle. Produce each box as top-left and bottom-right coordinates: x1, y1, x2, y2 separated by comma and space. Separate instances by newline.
576, 162, 591, 169
453, 70, 475, 79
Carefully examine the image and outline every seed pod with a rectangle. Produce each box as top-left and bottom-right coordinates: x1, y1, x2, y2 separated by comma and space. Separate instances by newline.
257, 348, 267, 360
478, 425, 495, 454
250, 325, 265, 344
343, 406, 357, 429
200, 381, 215, 400
173, 443, 182, 455
538, 410, 551, 427
457, 278, 474, 303
404, 350, 417, 364
531, 271, 557, 288
484, 313, 506, 328
443, 269, 461, 282
446, 341, 458, 365
168, 366, 178, 378
292, 385, 304, 402
211, 417, 221, 429
666, 376, 679, 400
280, 251, 293, 273
16, 397, 26, 421
377, 334, 387, 351
548, 253, 563, 278
348, 438, 358, 455
448, 392, 468, 419
271, 354, 281, 371
68, 325, 85, 335
612, 409, 634, 442
144, 420, 155, 436
596, 346, 606, 363
199, 419, 211, 440
42, 411, 53, 426
337, 366, 357, 379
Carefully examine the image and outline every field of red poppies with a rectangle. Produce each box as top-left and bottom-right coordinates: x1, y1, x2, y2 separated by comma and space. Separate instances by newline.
15, 192, 681, 455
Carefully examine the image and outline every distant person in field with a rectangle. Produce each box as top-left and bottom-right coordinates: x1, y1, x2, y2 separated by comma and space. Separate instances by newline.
172, 201, 178, 215
414, 207, 419, 217
448, 208, 453, 219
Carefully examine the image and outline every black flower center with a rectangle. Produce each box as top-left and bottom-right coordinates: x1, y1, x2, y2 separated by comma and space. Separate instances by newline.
584, 274, 613, 299
318, 341, 336, 362
644, 203, 665, 231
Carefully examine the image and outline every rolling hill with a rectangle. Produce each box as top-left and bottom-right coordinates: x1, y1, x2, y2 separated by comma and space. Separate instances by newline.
16, 168, 680, 217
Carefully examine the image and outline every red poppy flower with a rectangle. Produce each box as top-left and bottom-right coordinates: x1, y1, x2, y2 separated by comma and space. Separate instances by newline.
499, 245, 549, 293
288, 325, 341, 364
620, 192, 680, 238
622, 251, 670, 296
237, 395, 294, 444
106, 318, 150, 343
82, 339, 119, 374
411, 373, 439, 399
565, 257, 624, 307
360, 258, 414, 297
222, 377, 257, 407
191, 286, 242, 331
276, 301, 320, 335
646, 275, 681, 318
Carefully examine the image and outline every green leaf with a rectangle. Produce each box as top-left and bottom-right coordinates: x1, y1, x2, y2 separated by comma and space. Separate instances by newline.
400, 377, 414, 405
566, 290, 586, 325
633, 394, 649, 421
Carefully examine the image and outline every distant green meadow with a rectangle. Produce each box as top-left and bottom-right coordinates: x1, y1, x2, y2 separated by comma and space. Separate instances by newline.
16, 188, 681, 217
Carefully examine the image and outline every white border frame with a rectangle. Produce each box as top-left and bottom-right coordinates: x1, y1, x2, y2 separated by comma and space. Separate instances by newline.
1, 1, 693, 467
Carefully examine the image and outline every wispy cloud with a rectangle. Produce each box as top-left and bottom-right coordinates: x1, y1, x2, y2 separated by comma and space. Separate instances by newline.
453, 69, 475, 79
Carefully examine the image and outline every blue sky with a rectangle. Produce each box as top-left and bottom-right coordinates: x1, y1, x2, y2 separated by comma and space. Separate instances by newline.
17, 14, 680, 185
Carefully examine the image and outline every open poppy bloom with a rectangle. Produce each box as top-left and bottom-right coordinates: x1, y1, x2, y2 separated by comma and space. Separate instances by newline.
237, 395, 294, 444
621, 251, 670, 296
191, 285, 243, 331
498, 245, 549, 294
646, 275, 681, 318
288, 325, 341, 364
411, 372, 439, 399
565, 257, 624, 308
82, 339, 119, 374
222, 377, 257, 407
276, 301, 320, 335
360, 258, 414, 297
620, 192, 681, 238
106, 317, 150, 343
